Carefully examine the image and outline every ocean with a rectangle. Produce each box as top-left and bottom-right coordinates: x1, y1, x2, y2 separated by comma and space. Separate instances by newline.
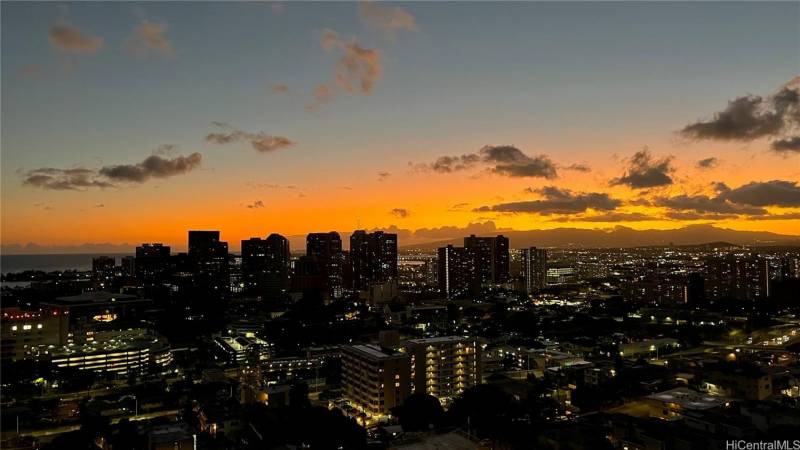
0, 253, 133, 274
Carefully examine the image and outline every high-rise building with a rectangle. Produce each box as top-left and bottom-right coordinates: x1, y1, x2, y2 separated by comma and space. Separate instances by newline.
341, 344, 411, 421
121, 256, 136, 278
350, 230, 398, 291
168, 252, 194, 294
264, 234, 291, 298
306, 232, 344, 298
242, 238, 269, 295
291, 255, 326, 301
464, 234, 510, 285
1, 307, 69, 362
437, 245, 471, 299
241, 234, 290, 299
228, 253, 243, 294
406, 336, 481, 404
135, 243, 171, 285
704, 254, 770, 300
437, 235, 510, 298
522, 247, 547, 295
779, 254, 800, 280
188, 231, 230, 295
92, 256, 116, 282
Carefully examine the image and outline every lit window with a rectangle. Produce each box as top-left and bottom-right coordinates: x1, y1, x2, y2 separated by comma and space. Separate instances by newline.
11, 325, 17, 331
23, 324, 32, 330
37, 324, 43, 329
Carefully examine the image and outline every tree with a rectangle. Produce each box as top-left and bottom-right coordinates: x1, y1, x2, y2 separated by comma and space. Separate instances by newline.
289, 381, 310, 408
446, 384, 517, 440
392, 393, 444, 431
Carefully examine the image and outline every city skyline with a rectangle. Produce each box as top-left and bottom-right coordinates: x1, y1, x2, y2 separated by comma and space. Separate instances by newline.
2, 1, 800, 252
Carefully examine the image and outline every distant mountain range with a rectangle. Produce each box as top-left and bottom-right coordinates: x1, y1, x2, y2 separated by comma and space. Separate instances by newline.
399, 224, 800, 249
3, 224, 798, 255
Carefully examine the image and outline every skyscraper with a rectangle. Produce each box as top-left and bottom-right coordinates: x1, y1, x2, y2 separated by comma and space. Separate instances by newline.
438, 235, 510, 298
306, 232, 344, 298
241, 234, 290, 299
92, 256, 116, 282
242, 238, 269, 296
464, 234, 510, 285
522, 247, 547, 295
135, 243, 171, 285
437, 245, 470, 299
188, 231, 229, 296
350, 230, 398, 291
704, 253, 770, 301
264, 233, 291, 298
121, 256, 136, 278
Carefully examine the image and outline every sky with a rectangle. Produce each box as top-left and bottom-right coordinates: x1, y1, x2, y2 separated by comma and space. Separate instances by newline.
2, 1, 799, 252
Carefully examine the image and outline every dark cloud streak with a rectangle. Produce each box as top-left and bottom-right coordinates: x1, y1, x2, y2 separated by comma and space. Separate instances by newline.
611, 149, 674, 189
475, 186, 621, 214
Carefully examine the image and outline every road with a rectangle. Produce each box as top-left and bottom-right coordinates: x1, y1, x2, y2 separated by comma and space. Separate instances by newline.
13, 409, 179, 440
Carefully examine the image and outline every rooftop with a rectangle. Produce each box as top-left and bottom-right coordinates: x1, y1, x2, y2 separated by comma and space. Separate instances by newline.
346, 344, 406, 361
46, 291, 145, 306
647, 387, 729, 411
406, 336, 472, 345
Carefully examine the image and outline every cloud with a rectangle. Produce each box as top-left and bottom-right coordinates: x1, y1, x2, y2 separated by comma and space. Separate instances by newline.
308, 30, 382, 111
307, 84, 334, 112
746, 212, 800, 221
272, 84, 289, 93
123, 20, 174, 57
94, 203, 105, 208
414, 221, 504, 240
696, 157, 719, 169
33, 202, 54, 211
358, 0, 418, 33
475, 186, 621, 215
421, 145, 558, 179
771, 136, 800, 154
563, 163, 591, 172
99, 153, 202, 183
1, 242, 135, 255
449, 202, 469, 211
247, 200, 265, 209
717, 180, 800, 207
611, 149, 674, 189
377, 171, 391, 181
429, 154, 482, 173
153, 143, 177, 156
249, 182, 300, 190
329, 31, 382, 94
21, 146, 201, 191
680, 78, 800, 152
49, 24, 104, 54
390, 208, 410, 218
22, 167, 114, 191
654, 193, 767, 216
651, 180, 800, 220
271, 2, 285, 14
481, 146, 558, 179
205, 123, 296, 153
549, 212, 656, 223
664, 212, 740, 221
